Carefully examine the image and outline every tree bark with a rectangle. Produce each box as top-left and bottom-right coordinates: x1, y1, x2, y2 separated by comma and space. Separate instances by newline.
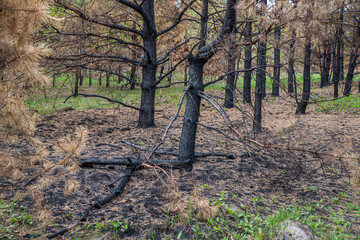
178, 0, 236, 166
253, 0, 267, 132
272, 23, 281, 97
287, 29, 296, 93
333, 8, 343, 99
224, 35, 236, 108
178, 56, 206, 166
243, 20, 252, 103
295, 39, 311, 114
138, 0, 157, 128
98, 72, 102, 86
74, 70, 79, 97
106, 68, 110, 88
344, 24, 360, 96
89, 69, 92, 86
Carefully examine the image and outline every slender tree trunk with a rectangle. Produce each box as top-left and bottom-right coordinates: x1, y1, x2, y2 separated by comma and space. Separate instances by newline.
79, 70, 83, 86
344, 24, 360, 96
178, 0, 236, 165
272, 23, 281, 97
253, 0, 267, 132
178, 56, 206, 165
334, 7, 343, 99
52, 73, 56, 87
89, 69, 92, 86
287, 29, 296, 93
138, 0, 157, 128
98, 72, 102, 86
243, 20, 252, 103
321, 42, 331, 87
295, 38, 311, 114
74, 70, 79, 97
224, 35, 236, 108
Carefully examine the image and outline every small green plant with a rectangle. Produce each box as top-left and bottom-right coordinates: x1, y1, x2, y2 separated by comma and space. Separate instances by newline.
252, 196, 263, 205
331, 197, 340, 204
306, 186, 318, 192
61, 212, 71, 219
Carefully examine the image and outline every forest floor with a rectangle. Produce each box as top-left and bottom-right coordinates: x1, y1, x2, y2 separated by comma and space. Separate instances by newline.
1, 81, 360, 239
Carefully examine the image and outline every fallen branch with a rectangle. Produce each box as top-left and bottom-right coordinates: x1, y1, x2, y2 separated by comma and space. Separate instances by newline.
63, 93, 141, 111
80, 163, 139, 221
80, 158, 192, 167
96, 142, 235, 159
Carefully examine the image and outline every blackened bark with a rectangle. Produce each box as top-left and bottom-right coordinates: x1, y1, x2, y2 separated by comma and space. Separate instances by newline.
295, 39, 311, 114
224, 35, 236, 108
178, 0, 237, 166
253, 0, 267, 132
199, 0, 208, 49
333, 8, 343, 99
344, 24, 360, 96
243, 21, 252, 103
79, 70, 83, 86
74, 70, 79, 97
184, 63, 188, 86
287, 29, 296, 93
98, 73, 102, 86
178, 56, 206, 166
138, 0, 157, 128
272, 24, 281, 97
320, 42, 331, 88
52, 73, 56, 87
253, 40, 266, 132
89, 69, 92, 86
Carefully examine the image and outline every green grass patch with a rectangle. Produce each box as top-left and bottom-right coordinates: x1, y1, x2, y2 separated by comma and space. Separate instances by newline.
147, 192, 359, 240
314, 94, 360, 114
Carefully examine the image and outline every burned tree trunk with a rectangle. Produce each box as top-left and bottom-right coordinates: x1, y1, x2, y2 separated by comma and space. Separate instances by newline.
272, 4, 281, 97
344, 23, 360, 96
74, 70, 79, 97
295, 38, 311, 114
178, 56, 206, 167
253, 0, 267, 132
287, 29, 296, 93
333, 8, 343, 99
138, 0, 157, 128
243, 20, 252, 103
224, 35, 236, 108
178, 0, 237, 166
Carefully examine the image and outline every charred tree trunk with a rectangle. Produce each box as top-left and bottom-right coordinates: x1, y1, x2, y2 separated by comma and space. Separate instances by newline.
333, 8, 343, 99
79, 70, 83, 86
52, 73, 56, 87
98, 72, 102, 86
287, 29, 296, 93
74, 70, 79, 97
224, 35, 236, 108
272, 23, 281, 97
344, 24, 360, 96
178, 0, 236, 166
106, 68, 110, 88
138, 0, 157, 128
321, 42, 331, 88
89, 69, 92, 86
178, 56, 206, 167
243, 20, 252, 103
295, 38, 311, 114
253, 0, 267, 132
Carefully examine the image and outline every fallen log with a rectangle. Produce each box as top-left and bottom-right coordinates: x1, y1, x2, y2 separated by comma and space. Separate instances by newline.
80, 163, 139, 221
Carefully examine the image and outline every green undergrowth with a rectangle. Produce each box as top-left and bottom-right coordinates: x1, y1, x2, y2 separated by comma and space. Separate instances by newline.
26, 72, 316, 115
146, 191, 359, 240
313, 94, 360, 114
0, 198, 36, 239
